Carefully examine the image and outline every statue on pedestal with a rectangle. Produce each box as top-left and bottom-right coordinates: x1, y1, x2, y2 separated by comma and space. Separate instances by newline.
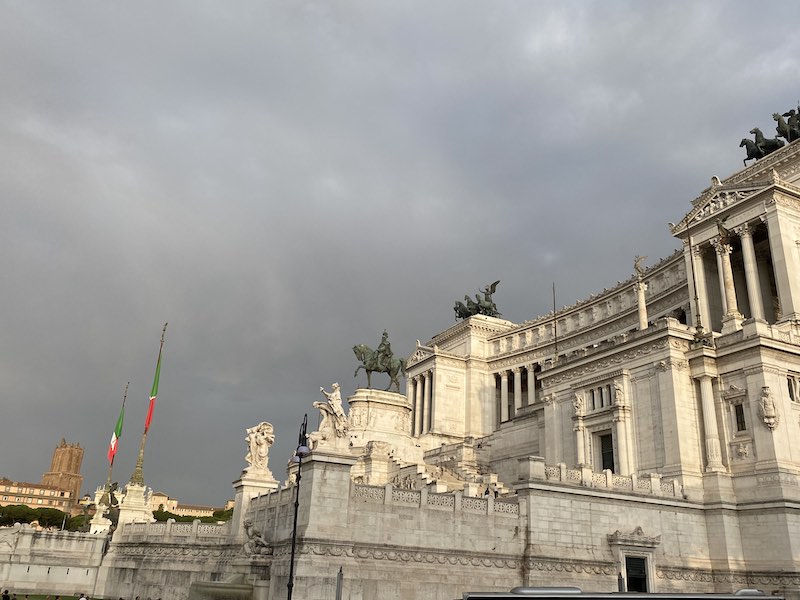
353, 330, 406, 392
244, 422, 275, 473
308, 383, 350, 450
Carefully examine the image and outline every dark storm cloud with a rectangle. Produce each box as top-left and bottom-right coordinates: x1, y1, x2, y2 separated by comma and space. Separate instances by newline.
2, 1, 799, 504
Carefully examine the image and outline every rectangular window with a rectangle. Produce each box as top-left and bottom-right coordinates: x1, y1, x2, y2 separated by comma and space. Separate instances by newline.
625, 556, 648, 592
600, 434, 615, 472
36, 499, 42, 504
601, 436, 614, 469
734, 403, 747, 432
788, 374, 800, 403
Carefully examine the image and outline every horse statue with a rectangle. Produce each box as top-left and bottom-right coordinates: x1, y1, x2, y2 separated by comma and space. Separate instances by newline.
353, 341, 406, 393
453, 281, 501, 320
751, 127, 785, 156
774, 112, 792, 141
454, 295, 480, 320
740, 138, 761, 166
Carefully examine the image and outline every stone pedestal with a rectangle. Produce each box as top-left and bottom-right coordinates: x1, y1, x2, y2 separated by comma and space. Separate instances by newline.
117, 482, 155, 526
89, 486, 112, 534
231, 472, 279, 540
347, 388, 422, 464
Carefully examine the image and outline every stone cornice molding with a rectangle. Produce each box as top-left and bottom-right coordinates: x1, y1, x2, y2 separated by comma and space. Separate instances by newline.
721, 384, 747, 403
430, 316, 515, 349
607, 526, 661, 548
525, 555, 614, 576
766, 191, 800, 211
656, 565, 800, 586
544, 340, 670, 385
297, 539, 521, 569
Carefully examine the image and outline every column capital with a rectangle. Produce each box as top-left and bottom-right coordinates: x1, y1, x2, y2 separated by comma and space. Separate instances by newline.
634, 280, 648, 293
734, 222, 754, 239
713, 239, 733, 255
512, 366, 521, 374
499, 370, 509, 380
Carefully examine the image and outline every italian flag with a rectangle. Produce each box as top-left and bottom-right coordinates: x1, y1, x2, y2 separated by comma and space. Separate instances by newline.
107, 403, 125, 464
144, 343, 163, 433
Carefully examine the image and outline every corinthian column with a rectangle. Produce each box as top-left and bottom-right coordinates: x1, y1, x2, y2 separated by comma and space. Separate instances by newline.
738, 223, 765, 321
513, 367, 522, 416
414, 376, 423, 437
500, 371, 509, 423
715, 239, 744, 334
698, 375, 724, 472
635, 280, 648, 330
407, 377, 417, 436
423, 371, 432, 433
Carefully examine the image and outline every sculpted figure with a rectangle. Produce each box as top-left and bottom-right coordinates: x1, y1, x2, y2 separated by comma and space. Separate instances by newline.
782, 108, 800, 142
376, 330, 393, 372
759, 386, 779, 430
634, 256, 647, 279
245, 422, 275, 472
614, 381, 625, 405
476, 280, 501, 317
319, 383, 347, 437
243, 519, 270, 556
354, 331, 406, 392
454, 281, 501, 320
572, 393, 584, 416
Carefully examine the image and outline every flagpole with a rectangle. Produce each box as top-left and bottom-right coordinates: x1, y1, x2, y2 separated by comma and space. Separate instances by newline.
552, 282, 558, 359
130, 323, 167, 486
101, 382, 128, 505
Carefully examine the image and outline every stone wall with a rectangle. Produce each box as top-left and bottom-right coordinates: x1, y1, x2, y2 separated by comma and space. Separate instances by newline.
95, 520, 236, 600
0, 525, 106, 596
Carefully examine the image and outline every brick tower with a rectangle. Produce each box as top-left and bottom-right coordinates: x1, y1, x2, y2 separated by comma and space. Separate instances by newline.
41, 438, 84, 513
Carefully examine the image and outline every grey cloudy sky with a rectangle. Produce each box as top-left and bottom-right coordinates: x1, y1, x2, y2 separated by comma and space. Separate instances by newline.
3, 2, 799, 506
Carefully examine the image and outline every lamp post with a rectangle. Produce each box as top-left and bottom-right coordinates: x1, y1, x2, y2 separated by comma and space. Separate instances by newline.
287, 414, 310, 600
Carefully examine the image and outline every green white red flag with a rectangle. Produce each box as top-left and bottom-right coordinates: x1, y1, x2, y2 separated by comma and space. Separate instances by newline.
107, 405, 124, 464
144, 330, 165, 433
107, 385, 127, 464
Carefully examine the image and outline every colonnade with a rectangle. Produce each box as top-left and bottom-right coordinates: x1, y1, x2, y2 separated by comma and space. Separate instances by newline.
495, 364, 540, 423
407, 371, 433, 437
685, 217, 794, 333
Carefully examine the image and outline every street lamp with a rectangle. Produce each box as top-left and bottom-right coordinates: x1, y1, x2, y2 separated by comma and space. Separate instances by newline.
287, 413, 311, 600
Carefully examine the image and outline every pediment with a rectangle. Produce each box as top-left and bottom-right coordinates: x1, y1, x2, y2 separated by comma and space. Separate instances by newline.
669, 183, 765, 236
671, 141, 800, 237
406, 345, 433, 367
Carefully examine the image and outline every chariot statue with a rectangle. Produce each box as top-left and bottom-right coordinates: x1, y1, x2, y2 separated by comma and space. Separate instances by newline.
353, 330, 406, 392
454, 280, 501, 320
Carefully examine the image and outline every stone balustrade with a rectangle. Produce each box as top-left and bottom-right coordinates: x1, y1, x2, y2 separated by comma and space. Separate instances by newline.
352, 483, 519, 516
117, 519, 229, 543
518, 457, 681, 498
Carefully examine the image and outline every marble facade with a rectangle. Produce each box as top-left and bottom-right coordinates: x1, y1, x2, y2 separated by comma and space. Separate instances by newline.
5, 137, 800, 600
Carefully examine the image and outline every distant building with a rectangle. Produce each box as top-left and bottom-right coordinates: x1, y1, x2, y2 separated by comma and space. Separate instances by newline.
1, 439, 83, 515
40, 438, 84, 514
0, 478, 72, 511
148, 491, 230, 518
